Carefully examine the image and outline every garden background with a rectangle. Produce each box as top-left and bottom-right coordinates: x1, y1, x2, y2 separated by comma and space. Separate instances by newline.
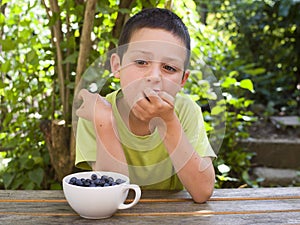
0, 0, 299, 190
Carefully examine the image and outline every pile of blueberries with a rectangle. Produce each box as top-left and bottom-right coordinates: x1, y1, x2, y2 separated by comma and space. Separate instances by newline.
68, 174, 126, 187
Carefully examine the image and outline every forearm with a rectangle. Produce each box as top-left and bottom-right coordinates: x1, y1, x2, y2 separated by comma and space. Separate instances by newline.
93, 113, 129, 176
157, 115, 215, 203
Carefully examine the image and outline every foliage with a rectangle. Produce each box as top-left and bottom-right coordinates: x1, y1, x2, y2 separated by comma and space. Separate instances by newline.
0, 0, 57, 189
177, 1, 258, 188
1, 0, 299, 190
0, 0, 157, 189
211, 0, 300, 116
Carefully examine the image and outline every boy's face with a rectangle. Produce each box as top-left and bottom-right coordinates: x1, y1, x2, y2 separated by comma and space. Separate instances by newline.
111, 28, 190, 108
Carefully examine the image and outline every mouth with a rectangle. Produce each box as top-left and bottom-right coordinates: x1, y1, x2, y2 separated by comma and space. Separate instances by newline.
143, 89, 161, 102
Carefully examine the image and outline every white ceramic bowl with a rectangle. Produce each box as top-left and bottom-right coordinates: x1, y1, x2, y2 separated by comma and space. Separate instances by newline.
62, 171, 141, 219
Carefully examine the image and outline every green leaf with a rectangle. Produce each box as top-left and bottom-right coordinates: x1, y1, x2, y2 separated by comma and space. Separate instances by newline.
62, 52, 79, 64
2, 172, 15, 189
22, 158, 35, 170
243, 68, 266, 76
11, 176, 25, 189
221, 77, 237, 88
32, 156, 44, 166
0, 13, 5, 25
24, 181, 35, 190
1, 0, 9, 4
0, 39, 17, 51
28, 167, 44, 186
239, 79, 255, 93
211, 105, 226, 115
26, 50, 39, 65
0, 60, 11, 73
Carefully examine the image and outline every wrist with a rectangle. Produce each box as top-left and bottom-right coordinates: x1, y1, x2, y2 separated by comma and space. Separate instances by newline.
156, 112, 178, 130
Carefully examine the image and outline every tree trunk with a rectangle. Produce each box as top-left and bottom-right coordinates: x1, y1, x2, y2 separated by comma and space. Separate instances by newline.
40, 120, 74, 181
74, 0, 97, 87
200, 3, 208, 25
109, 0, 135, 51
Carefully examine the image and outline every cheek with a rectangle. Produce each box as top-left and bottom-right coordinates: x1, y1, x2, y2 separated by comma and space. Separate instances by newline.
119, 70, 143, 89
120, 76, 148, 107
161, 77, 182, 97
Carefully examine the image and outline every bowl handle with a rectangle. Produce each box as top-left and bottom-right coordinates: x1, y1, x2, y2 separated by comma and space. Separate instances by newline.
118, 184, 141, 210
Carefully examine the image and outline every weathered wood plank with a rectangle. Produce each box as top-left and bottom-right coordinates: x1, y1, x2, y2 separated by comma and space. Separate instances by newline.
0, 187, 299, 200
211, 187, 300, 199
0, 187, 299, 225
0, 212, 299, 225
1, 198, 299, 214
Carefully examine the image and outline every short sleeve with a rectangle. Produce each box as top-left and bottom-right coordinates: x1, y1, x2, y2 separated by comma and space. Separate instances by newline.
175, 95, 216, 158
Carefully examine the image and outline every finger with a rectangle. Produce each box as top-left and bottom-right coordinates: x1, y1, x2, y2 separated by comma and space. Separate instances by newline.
158, 91, 175, 106
77, 89, 89, 100
143, 87, 160, 103
131, 103, 148, 121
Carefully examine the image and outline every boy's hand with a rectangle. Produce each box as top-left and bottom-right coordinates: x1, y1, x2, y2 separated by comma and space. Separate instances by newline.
131, 87, 176, 124
75, 89, 112, 122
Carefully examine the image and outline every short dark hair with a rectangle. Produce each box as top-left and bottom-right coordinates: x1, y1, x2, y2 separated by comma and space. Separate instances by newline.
118, 8, 191, 69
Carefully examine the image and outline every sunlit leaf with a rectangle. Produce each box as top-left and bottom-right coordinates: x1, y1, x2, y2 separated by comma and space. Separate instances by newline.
239, 79, 255, 93
221, 77, 237, 88
0, 61, 11, 73
211, 105, 226, 115
0, 13, 5, 24
0, 39, 17, 51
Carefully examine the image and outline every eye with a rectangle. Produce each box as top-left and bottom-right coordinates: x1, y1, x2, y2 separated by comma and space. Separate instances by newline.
162, 64, 178, 73
134, 60, 148, 66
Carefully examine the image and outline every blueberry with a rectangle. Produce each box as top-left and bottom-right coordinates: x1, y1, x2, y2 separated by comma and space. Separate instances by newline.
107, 177, 114, 185
94, 179, 101, 186
75, 179, 83, 186
69, 177, 77, 184
89, 183, 96, 187
99, 179, 106, 187
70, 177, 77, 182
91, 174, 98, 180
69, 174, 125, 187
101, 175, 109, 181
84, 181, 90, 187
116, 178, 125, 184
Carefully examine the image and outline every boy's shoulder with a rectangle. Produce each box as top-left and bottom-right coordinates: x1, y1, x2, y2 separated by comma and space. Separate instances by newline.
175, 93, 197, 107
174, 93, 202, 116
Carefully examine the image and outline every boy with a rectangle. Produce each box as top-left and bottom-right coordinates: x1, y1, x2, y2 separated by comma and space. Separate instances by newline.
75, 8, 216, 203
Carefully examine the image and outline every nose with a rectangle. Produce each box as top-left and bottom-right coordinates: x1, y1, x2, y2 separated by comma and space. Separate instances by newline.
146, 62, 161, 83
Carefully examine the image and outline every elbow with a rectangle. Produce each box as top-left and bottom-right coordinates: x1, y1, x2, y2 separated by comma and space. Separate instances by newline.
191, 186, 214, 204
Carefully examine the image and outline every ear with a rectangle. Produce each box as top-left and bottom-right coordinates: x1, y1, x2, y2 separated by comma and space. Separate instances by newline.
180, 70, 190, 87
110, 53, 121, 78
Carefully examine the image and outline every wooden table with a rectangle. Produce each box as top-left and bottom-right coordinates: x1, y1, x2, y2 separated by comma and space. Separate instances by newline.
0, 187, 299, 224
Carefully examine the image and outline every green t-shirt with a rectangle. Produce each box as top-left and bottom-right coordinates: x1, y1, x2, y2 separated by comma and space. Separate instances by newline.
75, 90, 216, 190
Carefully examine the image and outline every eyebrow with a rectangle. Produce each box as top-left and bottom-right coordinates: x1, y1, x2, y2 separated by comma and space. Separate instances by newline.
127, 50, 184, 65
